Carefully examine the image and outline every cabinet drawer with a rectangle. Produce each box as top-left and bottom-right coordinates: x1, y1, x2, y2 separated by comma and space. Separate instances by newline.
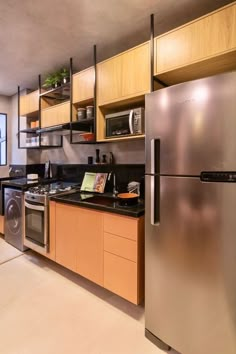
104, 232, 137, 262
103, 213, 137, 241
104, 251, 137, 304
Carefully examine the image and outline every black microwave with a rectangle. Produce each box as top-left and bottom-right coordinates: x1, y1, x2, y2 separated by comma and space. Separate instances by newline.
105, 107, 145, 138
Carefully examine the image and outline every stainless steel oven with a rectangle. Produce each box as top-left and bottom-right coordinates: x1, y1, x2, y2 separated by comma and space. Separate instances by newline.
23, 181, 80, 254
24, 193, 48, 253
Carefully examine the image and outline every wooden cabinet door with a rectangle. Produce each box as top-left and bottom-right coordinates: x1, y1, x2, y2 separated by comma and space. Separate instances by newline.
97, 55, 122, 105
76, 208, 104, 286
28, 90, 39, 113
41, 105, 58, 128
20, 90, 39, 115
104, 251, 138, 304
121, 42, 150, 98
73, 67, 95, 104
55, 203, 78, 272
155, 3, 236, 75
57, 101, 70, 124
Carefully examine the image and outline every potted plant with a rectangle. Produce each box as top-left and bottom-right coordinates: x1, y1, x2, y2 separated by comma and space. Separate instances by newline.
60, 68, 70, 84
52, 71, 62, 88
42, 71, 62, 89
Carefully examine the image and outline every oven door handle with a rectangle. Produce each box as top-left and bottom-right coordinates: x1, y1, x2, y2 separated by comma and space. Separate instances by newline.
129, 110, 134, 134
25, 201, 45, 212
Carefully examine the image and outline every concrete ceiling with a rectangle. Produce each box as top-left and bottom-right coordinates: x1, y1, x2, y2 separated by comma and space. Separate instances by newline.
0, 0, 234, 96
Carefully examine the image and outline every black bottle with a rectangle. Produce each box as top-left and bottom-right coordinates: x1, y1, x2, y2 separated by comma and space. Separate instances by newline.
109, 152, 114, 164
102, 154, 107, 164
95, 149, 100, 164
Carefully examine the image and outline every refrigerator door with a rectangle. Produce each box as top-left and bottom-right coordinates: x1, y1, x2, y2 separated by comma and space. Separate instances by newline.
145, 72, 236, 175
145, 175, 236, 354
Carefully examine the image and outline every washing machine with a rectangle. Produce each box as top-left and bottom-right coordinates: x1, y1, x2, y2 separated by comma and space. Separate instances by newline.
4, 188, 27, 251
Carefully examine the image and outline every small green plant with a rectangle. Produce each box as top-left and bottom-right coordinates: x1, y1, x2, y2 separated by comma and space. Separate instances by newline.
42, 73, 55, 88
42, 71, 62, 89
60, 68, 70, 83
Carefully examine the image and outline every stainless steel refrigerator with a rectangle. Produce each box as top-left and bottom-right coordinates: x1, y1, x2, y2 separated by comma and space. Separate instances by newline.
145, 71, 236, 354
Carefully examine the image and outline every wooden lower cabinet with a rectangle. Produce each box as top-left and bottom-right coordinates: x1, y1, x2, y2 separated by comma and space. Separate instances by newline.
55, 203, 78, 272
51, 202, 144, 305
54, 203, 104, 286
103, 213, 144, 304
104, 251, 138, 304
0, 215, 4, 234
76, 208, 103, 286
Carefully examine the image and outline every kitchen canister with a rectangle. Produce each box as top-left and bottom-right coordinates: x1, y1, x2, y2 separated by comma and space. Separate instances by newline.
77, 107, 86, 120
86, 106, 94, 119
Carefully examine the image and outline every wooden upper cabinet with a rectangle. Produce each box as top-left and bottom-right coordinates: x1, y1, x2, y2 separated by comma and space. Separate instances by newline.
97, 42, 150, 106
55, 203, 78, 272
20, 90, 39, 116
155, 3, 236, 84
76, 208, 104, 286
41, 101, 70, 128
72, 67, 95, 104
97, 55, 122, 105
121, 42, 150, 98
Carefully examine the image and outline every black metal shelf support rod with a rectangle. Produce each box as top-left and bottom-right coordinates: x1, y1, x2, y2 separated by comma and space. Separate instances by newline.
17, 85, 21, 149
69, 57, 73, 144
150, 13, 168, 89
71, 44, 97, 145
94, 44, 97, 142
38, 74, 42, 147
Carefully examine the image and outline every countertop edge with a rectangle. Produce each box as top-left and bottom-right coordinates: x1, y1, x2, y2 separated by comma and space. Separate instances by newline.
50, 196, 145, 218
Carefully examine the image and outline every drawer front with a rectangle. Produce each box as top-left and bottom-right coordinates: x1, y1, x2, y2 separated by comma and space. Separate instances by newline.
104, 232, 137, 262
104, 251, 137, 304
104, 213, 137, 241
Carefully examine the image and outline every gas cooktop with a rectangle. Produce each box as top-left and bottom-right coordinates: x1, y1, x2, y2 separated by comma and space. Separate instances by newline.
26, 181, 81, 196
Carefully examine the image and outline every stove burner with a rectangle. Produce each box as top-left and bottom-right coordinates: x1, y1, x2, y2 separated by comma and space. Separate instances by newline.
27, 182, 80, 196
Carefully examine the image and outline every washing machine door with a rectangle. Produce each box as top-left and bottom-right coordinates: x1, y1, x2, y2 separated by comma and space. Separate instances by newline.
4, 189, 23, 250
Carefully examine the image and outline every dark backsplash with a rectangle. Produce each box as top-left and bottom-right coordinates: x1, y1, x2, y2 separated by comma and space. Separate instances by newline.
9, 163, 145, 196
56, 164, 145, 195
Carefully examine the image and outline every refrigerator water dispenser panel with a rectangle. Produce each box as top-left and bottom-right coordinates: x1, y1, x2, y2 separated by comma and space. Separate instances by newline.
201, 172, 236, 182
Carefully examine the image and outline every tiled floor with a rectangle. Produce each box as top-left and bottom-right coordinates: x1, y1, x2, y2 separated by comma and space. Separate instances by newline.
0, 240, 180, 354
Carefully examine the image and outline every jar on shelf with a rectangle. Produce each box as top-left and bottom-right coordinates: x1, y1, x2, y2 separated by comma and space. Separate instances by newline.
77, 108, 86, 120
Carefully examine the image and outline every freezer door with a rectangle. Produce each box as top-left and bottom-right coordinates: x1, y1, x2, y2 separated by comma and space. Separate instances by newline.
145, 72, 236, 175
145, 175, 236, 354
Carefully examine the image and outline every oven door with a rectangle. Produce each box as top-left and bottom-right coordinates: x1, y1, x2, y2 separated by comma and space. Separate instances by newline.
24, 200, 48, 248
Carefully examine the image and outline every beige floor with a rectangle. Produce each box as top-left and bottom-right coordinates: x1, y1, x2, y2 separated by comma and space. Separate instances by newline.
0, 237, 22, 265
0, 240, 180, 354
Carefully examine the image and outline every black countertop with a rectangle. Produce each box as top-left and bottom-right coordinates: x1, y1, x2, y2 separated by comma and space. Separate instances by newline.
1, 177, 57, 190
51, 192, 145, 218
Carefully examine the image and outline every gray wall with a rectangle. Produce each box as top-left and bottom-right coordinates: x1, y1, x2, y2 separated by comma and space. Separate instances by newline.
0, 95, 11, 176
27, 135, 145, 165
7, 95, 145, 166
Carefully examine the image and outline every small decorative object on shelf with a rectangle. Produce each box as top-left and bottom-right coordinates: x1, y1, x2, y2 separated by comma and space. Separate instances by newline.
42, 67, 69, 89
109, 152, 114, 164
77, 108, 86, 120
42, 72, 62, 89
95, 149, 100, 164
86, 105, 94, 119
102, 154, 107, 164
60, 68, 70, 84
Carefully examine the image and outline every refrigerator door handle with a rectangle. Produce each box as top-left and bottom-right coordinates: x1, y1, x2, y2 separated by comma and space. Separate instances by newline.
151, 139, 160, 174
151, 139, 155, 174
151, 175, 160, 226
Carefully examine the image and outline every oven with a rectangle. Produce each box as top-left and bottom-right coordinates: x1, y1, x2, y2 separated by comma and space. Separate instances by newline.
24, 193, 48, 253
23, 181, 80, 253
